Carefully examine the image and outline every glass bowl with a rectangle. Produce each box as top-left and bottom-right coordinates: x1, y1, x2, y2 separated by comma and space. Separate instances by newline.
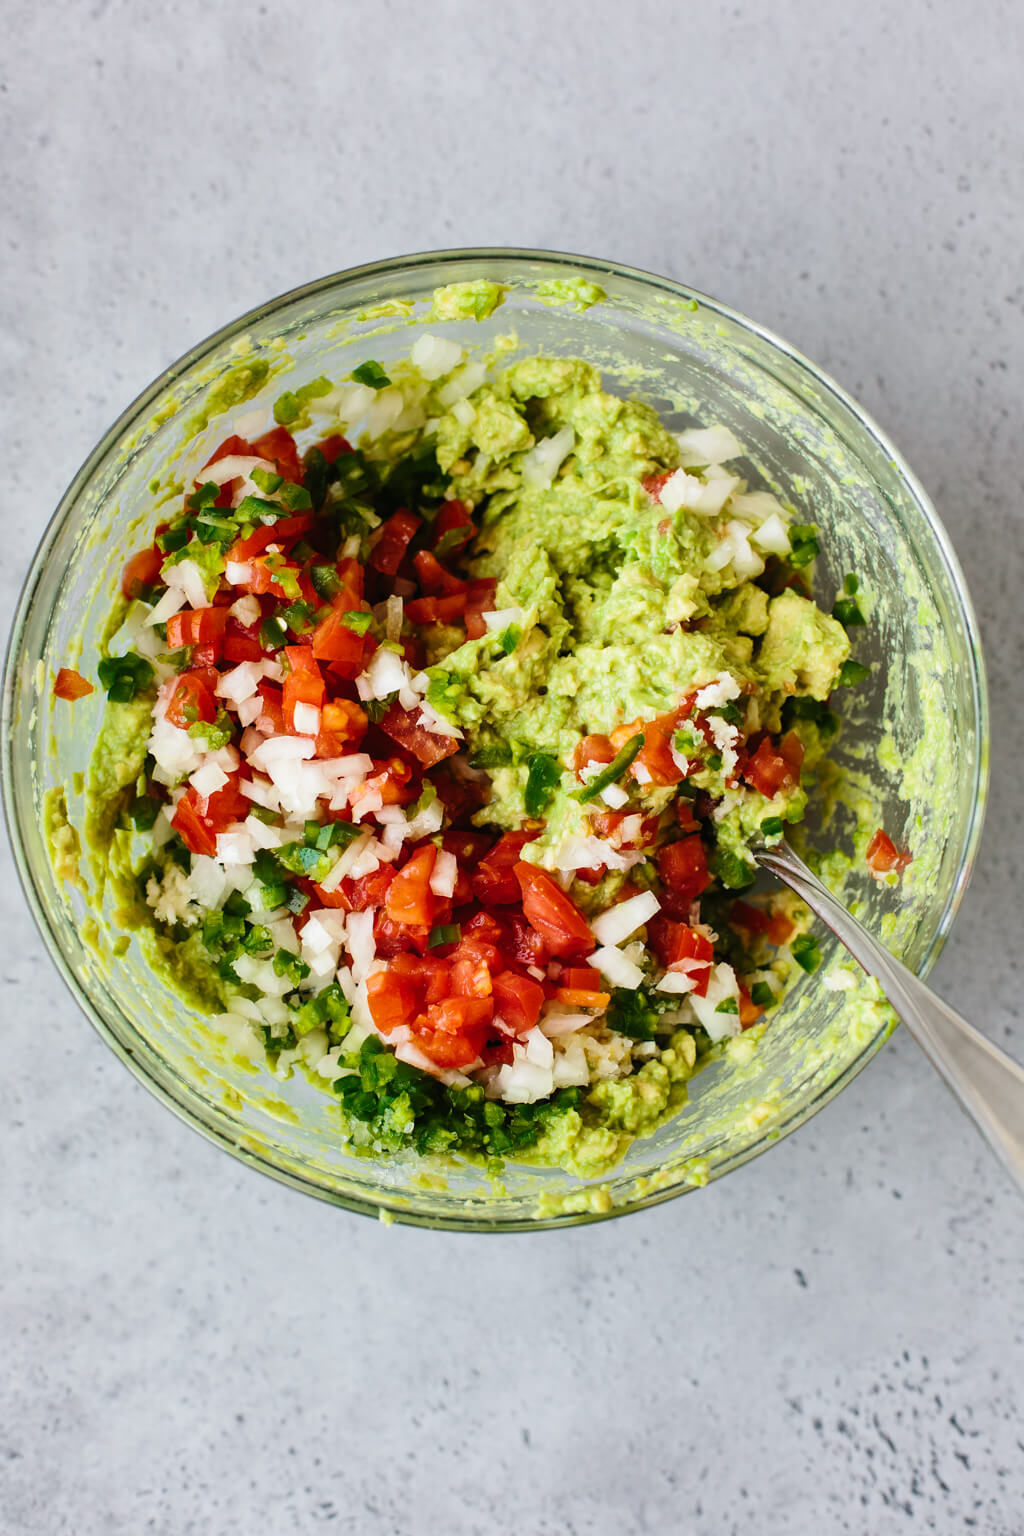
2, 249, 988, 1230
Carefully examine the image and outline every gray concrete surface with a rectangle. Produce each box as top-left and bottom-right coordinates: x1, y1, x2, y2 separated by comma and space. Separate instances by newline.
2, 2, 1022, 1532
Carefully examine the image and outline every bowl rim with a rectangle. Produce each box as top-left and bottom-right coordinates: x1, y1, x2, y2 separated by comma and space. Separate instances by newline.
1, 246, 990, 1231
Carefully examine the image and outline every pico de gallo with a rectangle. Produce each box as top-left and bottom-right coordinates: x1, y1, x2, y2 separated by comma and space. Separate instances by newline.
65, 340, 890, 1174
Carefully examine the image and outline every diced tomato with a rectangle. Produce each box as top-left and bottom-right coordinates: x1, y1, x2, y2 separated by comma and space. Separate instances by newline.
743, 732, 804, 799
506, 911, 549, 968
514, 863, 594, 959
311, 605, 368, 677
866, 828, 912, 878
472, 829, 542, 906
316, 434, 353, 463
464, 578, 498, 640
373, 911, 432, 957
656, 835, 711, 918
170, 773, 249, 858
385, 845, 437, 927
413, 549, 467, 597
492, 970, 546, 1034
405, 593, 467, 625
166, 607, 228, 655
166, 673, 217, 729
432, 499, 474, 553
203, 434, 255, 469
368, 509, 421, 576
450, 949, 494, 999
646, 917, 714, 997
729, 899, 795, 947
365, 970, 421, 1034
676, 796, 700, 833
250, 426, 303, 484
588, 810, 659, 851
171, 791, 218, 857
573, 734, 615, 777
120, 546, 163, 599
222, 618, 265, 664
256, 680, 285, 733
311, 865, 395, 913
235, 555, 308, 602
412, 1025, 487, 1070
424, 995, 494, 1035
560, 966, 604, 991
357, 756, 419, 808
388, 952, 452, 1005
226, 513, 314, 564
460, 909, 507, 949
53, 667, 94, 701
282, 646, 325, 733
642, 470, 676, 502
738, 982, 764, 1030
379, 702, 459, 766
432, 769, 486, 829
610, 713, 683, 786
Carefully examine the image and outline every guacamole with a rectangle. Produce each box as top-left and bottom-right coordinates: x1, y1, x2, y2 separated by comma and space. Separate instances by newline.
56, 335, 875, 1178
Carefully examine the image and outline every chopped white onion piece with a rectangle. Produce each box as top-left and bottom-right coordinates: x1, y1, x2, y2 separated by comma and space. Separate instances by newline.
247, 735, 316, 771
591, 945, 645, 990
429, 849, 458, 898
600, 782, 629, 810
215, 660, 263, 706
750, 511, 792, 555
229, 594, 262, 627
591, 890, 661, 948
411, 332, 464, 380
145, 585, 187, 626
292, 701, 321, 737
482, 607, 525, 631
521, 425, 575, 489
346, 909, 377, 982
225, 560, 254, 586
190, 760, 229, 798
675, 425, 744, 466
655, 971, 698, 995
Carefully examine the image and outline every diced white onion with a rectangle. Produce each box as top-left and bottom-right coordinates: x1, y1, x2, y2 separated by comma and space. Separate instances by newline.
189, 760, 229, 797
356, 646, 409, 701
600, 782, 629, 810
694, 673, 741, 711
229, 594, 262, 627
655, 971, 698, 995
346, 909, 377, 982
689, 962, 741, 1041
675, 425, 744, 466
482, 607, 525, 631
411, 332, 464, 380
750, 512, 792, 555
215, 660, 263, 706
521, 425, 575, 489
247, 735, 316, 771
591, 945, 645, 990
429, 849, 458, 898
591, 890, 661, 948
292, 701, 321, 737
145, 585, 188, 626
226, 560, 254, 586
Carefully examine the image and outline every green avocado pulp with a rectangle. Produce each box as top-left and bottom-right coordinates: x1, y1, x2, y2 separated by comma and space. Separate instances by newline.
48, 287, 934, 1208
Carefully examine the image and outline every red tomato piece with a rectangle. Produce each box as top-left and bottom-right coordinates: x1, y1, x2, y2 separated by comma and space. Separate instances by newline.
514, 863, 594, 959
729, 900, 795, 947
646, 917, 714, 996
738, 982, 764, 1030
120, 546, 163, 599
443, 829, 494, 865
203, 434, 256, 469
413, 549, 467, 597
250, 426, 303, 484
166, 607, 228, 655
385, 845, 437, 928
492, 970, 546, 1034
572, 734, 616, 777
365, 970, 421, 1034
282, 647, 325, 733
222, 619, 265, 665
226, 513, 314, 564
312, 865, 395, 912
560, 966, 604, 992
743, 732, 804, 798
311, 609, 368, 677
373, 912, 432, 957
423, 995, 494, 1035
866, 828, 912, 878
412, 1026, 487, 1070
379, 702, 459, 766
464, 578, 498, 640
53, 668, 94, 701
171, 791, 218, 857
642, 470, 676, 502
368, 510, 421, 576
472, 829, 542, 906
166, 673, 217, 729
506, 911, 549, 968
388, 952, 452, 1006
316, 434, 353, 463
405, 593, 467, 625
432, 499, 474, 553
656, 836, 711, 918
256, 680, 285, 734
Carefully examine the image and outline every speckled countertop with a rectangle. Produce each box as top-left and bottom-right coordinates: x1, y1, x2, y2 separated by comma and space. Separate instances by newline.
2, 2, 1022, 1532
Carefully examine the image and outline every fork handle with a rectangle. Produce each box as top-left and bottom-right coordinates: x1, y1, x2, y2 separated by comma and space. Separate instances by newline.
756, 842, 1024, 1193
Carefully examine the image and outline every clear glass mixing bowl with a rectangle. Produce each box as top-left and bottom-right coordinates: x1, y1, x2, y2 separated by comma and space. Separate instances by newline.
2, 249, 988, 1229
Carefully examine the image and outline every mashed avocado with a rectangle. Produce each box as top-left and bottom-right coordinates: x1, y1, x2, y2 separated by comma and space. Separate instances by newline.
66, 332, 868, 1183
